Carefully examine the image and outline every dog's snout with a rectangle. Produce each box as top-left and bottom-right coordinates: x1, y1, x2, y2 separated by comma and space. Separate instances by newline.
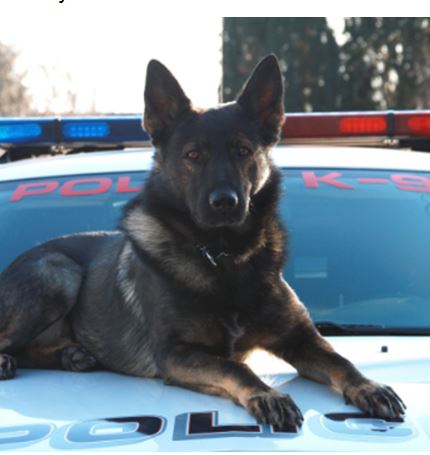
209, 189, 239, 211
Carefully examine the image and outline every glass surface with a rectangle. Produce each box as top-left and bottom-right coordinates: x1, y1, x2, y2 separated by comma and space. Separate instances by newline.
1, 167, 429, 329
0, 172, 145, 271
281, 168, 430, 328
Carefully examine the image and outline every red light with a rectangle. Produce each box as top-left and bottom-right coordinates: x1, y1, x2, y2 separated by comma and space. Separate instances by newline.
282, 111, 430, 141
339, 116, 387, 135
407, 116, 430, 135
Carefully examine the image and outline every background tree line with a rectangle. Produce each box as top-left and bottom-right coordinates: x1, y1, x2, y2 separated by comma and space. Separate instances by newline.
0, 42, 30, 115
222, 17, 430, 112
1, 18, 430, 115
0, 43, 79, 116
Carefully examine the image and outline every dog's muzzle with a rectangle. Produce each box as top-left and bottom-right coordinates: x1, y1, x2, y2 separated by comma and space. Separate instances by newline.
193, 188, 247, 229
208, 189, 239, 212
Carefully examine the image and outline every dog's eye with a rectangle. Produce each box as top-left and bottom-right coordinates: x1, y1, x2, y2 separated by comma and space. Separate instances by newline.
237, 146, 252, 157
185, 149, 201, 161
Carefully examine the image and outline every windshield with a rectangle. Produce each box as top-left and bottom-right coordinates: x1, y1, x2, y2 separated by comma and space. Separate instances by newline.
0, 172, 145, 270
0, 167, 429, 330
281, 168, 430, 329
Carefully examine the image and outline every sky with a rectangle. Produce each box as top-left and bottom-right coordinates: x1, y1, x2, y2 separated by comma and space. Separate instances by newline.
0, 1, 423, 115
1, 1, 223, 113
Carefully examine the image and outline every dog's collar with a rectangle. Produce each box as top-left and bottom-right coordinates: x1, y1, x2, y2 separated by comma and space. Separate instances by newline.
198, 246, 230, 267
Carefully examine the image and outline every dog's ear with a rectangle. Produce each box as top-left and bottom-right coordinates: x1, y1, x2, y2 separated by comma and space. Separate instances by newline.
236, 54, 285, 145
143, 60, 192, 144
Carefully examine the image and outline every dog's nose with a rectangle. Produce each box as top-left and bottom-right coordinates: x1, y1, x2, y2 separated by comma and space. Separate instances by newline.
209, 189, 239, 211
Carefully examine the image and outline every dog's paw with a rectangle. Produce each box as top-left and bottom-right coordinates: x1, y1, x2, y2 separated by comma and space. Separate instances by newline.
61, 345, 98, 372
0, 354, 17, 380
343, 381, 406, 420
246, 391, 303, 431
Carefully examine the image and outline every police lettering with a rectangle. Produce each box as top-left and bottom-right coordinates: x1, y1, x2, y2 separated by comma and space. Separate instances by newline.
0, 411, 419, 449
10, 176, 144, 202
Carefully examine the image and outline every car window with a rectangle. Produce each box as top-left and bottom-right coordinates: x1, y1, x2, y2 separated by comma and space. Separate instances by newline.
0, 172, 146, 271
1, 167, 429, 329
281, 168, 430, 328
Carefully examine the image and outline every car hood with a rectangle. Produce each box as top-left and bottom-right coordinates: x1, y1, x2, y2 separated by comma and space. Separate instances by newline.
0, 336, 429, 451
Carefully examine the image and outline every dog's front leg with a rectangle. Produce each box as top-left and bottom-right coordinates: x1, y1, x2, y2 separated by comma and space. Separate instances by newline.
159, 343, 303, 430
266, 279, 406, 420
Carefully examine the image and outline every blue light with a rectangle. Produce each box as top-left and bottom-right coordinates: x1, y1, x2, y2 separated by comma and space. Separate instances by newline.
0, 116, 151, 148
63, 122, 110, 139
0, 123, 42, 141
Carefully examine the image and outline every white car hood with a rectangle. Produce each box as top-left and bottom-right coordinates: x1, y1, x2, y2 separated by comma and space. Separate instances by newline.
0, 336, 429, 451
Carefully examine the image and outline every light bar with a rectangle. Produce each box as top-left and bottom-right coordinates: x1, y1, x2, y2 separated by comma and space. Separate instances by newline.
63, 121, 110, 139
0, 116, 150, 147
0, 123, 42, 141
281, 111, 430, 142
394, 112, 430, 137
0, 118, 56, 145
1, 111, 430, 149
60, 117, 150, 144
339, 116, 387, 134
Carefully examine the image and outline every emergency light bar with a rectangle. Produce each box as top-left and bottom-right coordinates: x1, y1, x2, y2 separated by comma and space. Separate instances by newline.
282, 111, 430, 140
1, 111, 430, 149
0, 116, 150, 147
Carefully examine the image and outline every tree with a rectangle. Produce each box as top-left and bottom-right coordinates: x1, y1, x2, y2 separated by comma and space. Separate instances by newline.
223, 18, 430, 112
338, 18, 430, 110
222, 18, 340, 112
0, 42, 31, 115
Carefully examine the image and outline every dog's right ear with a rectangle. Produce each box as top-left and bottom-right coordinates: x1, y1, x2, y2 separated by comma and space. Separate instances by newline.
143, 60, 192, 144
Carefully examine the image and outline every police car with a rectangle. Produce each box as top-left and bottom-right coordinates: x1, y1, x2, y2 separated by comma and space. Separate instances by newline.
0, 113, 429, 451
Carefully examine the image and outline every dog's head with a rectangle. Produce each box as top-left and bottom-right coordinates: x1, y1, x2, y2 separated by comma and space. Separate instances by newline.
143, 55, 284, 229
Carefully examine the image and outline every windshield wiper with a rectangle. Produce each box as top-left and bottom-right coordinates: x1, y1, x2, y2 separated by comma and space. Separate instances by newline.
315, 321, 430, 336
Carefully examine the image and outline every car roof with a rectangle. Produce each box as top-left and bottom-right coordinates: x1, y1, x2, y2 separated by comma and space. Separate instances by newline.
1, 145, 430, 183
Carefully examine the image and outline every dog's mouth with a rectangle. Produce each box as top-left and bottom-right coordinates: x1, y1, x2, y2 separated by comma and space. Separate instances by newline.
198, 218, 244, 230
192, 209, 248, 230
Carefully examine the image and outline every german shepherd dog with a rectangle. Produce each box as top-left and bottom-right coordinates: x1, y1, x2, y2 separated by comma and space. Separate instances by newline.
0, 55, 405, 430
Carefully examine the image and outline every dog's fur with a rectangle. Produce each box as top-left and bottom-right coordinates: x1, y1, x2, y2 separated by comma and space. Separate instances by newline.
0, 56, 405, 429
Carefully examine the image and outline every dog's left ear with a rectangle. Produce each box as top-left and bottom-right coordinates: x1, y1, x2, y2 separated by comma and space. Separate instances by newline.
237, 54, 285, 145
143, 59, 192, 145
